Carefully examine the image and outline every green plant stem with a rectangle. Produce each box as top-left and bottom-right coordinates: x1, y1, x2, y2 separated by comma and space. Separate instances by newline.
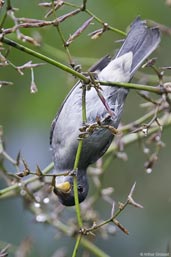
82, 84, 87, 123
46, 219, 111, 257
80, 238, 110, 257
0, 162, 54, 198
1, 37, 89, 83
73, 81, 87, 229
64, 1, 126, 36
0, 0, 11, 29
0, 11, 7, 30
71, 80, 88, 256
72, 234, 82, 257
73, 140, 83, 228
2, 38, 169, 95
1, 150, 17, 165
85, 8, 126, 36
98, 80, 168, 94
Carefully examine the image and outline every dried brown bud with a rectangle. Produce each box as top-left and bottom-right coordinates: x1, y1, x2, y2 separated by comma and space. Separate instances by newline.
22, 159, 30, 174
56, 9, 81, 25
163, 82, 171, 93
113, 219, 129, 235
16, 169, 30, 177
30, 81, 38, 94
65, 17, 93, 46
144, 153, 158, 171
16, 151, 21, 166
36, 165, 43, 176
142, 57, 157, 68
89, 28, 104, 39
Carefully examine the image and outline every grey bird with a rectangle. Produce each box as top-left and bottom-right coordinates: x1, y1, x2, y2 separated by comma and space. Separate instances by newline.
50, 17, 160, 206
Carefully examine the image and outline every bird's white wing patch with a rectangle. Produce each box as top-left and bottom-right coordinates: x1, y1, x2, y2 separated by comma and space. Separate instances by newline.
98, 52, 133, 83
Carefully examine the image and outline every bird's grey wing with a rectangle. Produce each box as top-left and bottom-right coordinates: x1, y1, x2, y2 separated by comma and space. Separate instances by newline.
88, 55, 111, 72
50, 55, 111, 147
116, 17, 160, 75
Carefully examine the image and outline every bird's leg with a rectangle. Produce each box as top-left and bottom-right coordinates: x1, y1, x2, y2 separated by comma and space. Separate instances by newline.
68, 169, 77, 176
96, 115, 120, 135
78, 121, 100, 138
79, 114, 119, 139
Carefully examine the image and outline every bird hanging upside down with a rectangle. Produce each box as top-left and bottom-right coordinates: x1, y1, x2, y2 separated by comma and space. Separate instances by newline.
50, 17, 160, 206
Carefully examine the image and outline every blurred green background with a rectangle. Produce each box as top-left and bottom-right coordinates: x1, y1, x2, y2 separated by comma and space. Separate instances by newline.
1, 0, 171, 256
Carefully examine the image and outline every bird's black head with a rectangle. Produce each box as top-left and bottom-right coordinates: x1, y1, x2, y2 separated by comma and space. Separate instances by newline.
53, 172, 89, 206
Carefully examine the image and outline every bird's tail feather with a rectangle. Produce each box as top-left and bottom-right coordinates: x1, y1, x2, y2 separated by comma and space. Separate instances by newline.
116, 17, 160, 76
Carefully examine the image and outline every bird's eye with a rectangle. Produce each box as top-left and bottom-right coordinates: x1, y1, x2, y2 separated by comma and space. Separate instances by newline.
78, 186, 83, 193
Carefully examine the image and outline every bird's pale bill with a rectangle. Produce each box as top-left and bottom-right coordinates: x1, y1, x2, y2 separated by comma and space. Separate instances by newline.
54, 181, 71, 193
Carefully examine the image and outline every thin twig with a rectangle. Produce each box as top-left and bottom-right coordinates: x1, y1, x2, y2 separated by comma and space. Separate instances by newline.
1, 37, 89, 83
81, 183, 142, 235
106, 113, 171, 156
0, 162, 54, 198
63, 1, 126, 36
